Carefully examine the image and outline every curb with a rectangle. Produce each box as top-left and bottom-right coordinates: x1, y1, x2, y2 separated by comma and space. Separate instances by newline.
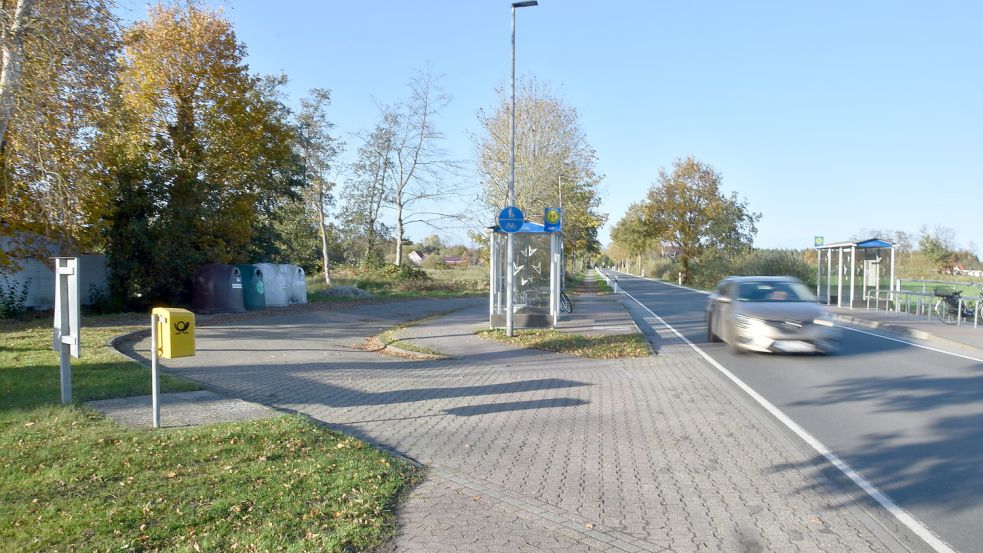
832, 313, 983, 355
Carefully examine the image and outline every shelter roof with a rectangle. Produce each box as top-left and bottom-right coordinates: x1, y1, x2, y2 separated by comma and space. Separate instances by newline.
816, 238, 895, 249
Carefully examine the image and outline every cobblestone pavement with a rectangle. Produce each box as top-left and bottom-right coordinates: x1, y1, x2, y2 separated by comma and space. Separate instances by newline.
131, 298, 908, 553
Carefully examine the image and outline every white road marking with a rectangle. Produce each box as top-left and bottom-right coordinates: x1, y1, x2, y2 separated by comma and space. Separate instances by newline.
618, 282, 959, 553
835, 324, 983, 364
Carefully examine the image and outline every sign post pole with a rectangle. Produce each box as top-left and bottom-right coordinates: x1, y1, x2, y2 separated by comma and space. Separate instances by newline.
52, 257, 80, 404
151, 313, 160, 429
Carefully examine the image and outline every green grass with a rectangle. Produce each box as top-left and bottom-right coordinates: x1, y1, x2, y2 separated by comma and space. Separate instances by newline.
477, 328, 651, 359
307, 265, 488, 302
595, 279, 614, 295
0, 409, 418, 552
0, 314, 419, 552
1, 317, 199, 410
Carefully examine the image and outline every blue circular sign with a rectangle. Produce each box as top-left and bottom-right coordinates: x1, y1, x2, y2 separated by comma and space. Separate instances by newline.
498, 206, 524, 233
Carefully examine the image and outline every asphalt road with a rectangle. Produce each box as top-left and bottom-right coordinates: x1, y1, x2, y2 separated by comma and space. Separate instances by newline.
604, 270, 983, 553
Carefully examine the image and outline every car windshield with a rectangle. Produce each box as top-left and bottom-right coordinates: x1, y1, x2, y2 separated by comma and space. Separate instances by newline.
736, 281, 816, 302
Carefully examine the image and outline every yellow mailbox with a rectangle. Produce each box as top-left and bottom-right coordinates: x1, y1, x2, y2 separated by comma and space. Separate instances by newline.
152, 307, 195, 358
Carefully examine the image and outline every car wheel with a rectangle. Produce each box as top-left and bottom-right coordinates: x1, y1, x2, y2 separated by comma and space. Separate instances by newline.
707, 315, 721, 342
725, 325, 745, 354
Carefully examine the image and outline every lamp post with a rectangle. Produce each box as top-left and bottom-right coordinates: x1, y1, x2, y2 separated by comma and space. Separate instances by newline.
507, 0, 537, 337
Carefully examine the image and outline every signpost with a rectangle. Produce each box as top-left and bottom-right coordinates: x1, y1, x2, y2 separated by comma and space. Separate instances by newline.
544, 207, 561, 232
52, 257, 80, 404
498, 206, 524, 233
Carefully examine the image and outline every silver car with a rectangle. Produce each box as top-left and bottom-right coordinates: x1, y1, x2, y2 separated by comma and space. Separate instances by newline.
706, 276, 840, 354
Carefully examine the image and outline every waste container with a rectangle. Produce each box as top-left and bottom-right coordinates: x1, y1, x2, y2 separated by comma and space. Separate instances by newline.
281, 264, 308, 304
191, 264, 245, 314
253, 262, 288, 307
236, 264, 266, 310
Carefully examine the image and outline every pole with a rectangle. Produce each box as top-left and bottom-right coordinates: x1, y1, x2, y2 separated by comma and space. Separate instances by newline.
850, 246, 857, 309
151, 313, 161, 429
837, 248, 843, 308
506, 5, 517, 337
59, 344, 71, 404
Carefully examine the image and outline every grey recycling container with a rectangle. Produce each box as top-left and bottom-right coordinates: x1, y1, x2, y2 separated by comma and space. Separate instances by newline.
192, 264, 245, 314
253, 262, 288, 307
281, 264, 308, 304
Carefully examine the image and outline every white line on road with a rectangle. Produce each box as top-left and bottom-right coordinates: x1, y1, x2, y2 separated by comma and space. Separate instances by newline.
835, 324, 983, 364
618, 283, 959, 553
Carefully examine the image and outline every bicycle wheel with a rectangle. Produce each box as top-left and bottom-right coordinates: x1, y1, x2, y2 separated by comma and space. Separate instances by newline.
560, 292, 572, 313
936, 299, 957, 325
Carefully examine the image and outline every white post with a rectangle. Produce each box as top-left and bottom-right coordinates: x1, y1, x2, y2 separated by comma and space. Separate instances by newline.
826, 249, 832, 306
816, 249, 821, 300
506, 234, 515, 335
549, 234, 556, 323
837, 248, 843, 308
488, 230, 496, 322
151, 313, 161, 429
850, 246, 857, 309
890, 247, 897, 311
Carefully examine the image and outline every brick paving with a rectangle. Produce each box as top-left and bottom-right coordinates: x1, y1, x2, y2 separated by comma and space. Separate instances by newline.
125, 298, 907, 552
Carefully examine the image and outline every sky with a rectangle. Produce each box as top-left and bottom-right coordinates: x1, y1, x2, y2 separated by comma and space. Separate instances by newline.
118, 1, 983, 252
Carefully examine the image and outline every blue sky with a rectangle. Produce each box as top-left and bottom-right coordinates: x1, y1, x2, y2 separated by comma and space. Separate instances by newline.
118, 1, 983, 251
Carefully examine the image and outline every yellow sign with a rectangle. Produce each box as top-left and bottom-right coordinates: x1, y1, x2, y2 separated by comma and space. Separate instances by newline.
152, 307, 196, 358
546, 208, 560, 224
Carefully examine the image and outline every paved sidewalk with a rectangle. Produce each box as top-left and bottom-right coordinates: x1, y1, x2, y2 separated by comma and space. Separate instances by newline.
830, 305, 983, 354
554, 272, 640, 338
121, 296, 915, 553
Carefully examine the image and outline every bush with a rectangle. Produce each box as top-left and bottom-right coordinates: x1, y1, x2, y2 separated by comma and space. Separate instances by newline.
0, 276, 30, 319
687, 249, 816, 290
421, 255, 447, 269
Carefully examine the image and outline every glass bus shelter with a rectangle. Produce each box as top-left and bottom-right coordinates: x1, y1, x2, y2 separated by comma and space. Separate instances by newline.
489, 221, 563, 328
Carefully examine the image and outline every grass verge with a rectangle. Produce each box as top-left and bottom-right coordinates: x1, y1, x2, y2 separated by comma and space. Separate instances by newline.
1, 315, 419, 552
0, 409, 418, 552
476, 328, 651, 359
374, 311, 458, 359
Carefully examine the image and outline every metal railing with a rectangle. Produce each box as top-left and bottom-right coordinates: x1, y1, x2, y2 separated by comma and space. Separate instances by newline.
862, 288, 983, 327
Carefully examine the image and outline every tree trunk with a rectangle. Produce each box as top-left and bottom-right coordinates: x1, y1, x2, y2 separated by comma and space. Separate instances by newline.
394, 201, 403, 265
317, 188, 331, 286
0, 0, 35, 149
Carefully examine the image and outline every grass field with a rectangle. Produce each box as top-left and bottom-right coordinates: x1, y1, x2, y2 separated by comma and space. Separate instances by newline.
477, 328, 651, 359
0, 315, 418, 552
307, 265, 488, 302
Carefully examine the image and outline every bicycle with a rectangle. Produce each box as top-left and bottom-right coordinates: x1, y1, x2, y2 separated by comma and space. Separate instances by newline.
934, 284, 983, 325
560, 290, 572, 313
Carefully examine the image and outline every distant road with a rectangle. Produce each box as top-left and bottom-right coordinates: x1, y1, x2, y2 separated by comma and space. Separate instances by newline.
604, 270, 983, 553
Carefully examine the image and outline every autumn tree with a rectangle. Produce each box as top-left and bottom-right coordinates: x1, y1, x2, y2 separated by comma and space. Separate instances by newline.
609, 202, 650, 272
104, 3, 302, 304
475, 78, 605, 257
0, 0, 119, 269
339, 116, 395, 265
639, 156, 759, 281
296, 88, 342, 283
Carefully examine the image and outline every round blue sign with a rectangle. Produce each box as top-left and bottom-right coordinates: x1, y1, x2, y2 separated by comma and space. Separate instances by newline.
498, 206, 524, 233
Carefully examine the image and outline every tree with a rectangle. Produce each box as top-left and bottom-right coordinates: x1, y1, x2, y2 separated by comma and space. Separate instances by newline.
384, 71, 463, 265
475, 78, 606, 257
919, 226, 958, 274
339, 116, 395, 265
0, 0, 119, 269
105, 3, 302, 303
297, 88, 341, 284
609, 202, 650, 271
640, 156, 760, 281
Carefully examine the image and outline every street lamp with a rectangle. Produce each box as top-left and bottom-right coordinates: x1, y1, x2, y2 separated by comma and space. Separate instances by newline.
506, 0, 537, 337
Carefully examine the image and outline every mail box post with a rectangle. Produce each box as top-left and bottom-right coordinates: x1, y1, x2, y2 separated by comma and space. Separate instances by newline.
150, 307, 196, 428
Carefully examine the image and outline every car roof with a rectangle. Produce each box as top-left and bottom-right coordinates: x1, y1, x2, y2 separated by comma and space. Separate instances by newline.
721, 276, 803, 283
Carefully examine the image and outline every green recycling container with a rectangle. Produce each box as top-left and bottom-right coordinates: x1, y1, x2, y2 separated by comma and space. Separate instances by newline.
236, 264, 266, 310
